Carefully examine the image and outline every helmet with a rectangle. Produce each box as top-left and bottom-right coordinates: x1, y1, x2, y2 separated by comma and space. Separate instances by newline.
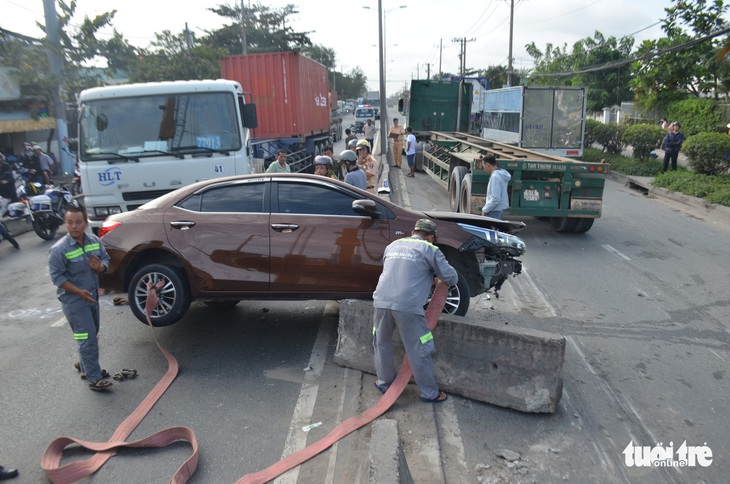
314, 155, 332, 166
356, 139, 371, 152
347, 138, 358, 149
339, 150, 358, 164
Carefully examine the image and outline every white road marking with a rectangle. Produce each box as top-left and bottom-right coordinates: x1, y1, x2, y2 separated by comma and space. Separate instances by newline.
601, 244, 631, 261
508, 266, 558, 318
435, 399, 470, 482
51, 317, 66, 327
709, 349, 727, 362
324, 368, 349, 484
274, 318, 333, 484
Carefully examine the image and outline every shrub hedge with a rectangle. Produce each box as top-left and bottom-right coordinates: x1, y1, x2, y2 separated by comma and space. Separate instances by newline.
682, 132, 730, 175
622, 124, 665, 161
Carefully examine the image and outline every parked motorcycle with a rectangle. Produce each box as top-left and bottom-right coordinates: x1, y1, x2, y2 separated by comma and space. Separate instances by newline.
0, 218, 19, 249
0, 197, 20, 249
14, 183, 77, 240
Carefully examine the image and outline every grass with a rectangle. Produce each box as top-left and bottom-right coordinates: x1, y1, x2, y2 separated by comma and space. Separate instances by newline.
581, 147, 730, 207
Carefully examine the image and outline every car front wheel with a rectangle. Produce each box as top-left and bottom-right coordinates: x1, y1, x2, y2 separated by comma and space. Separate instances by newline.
128, 264, 190, 327
427, 269, 470, 316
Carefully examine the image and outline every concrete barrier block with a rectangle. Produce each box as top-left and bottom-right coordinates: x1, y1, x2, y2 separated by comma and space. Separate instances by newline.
334, 299, 565, 413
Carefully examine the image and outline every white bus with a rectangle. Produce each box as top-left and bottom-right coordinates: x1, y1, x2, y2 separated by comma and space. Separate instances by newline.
78, 80, 258, 231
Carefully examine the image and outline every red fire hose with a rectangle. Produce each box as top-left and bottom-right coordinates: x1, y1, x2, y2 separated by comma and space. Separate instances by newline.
41, 281, 448, 483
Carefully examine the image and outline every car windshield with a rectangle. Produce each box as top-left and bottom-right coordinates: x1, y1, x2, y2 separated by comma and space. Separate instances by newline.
356, 108, 374, 117
79, 92, 241, 161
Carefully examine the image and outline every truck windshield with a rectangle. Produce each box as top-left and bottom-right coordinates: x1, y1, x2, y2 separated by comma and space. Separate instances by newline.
79, 92, 241, 161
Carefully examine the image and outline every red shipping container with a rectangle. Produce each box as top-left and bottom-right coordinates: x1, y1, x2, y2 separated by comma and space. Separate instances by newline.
221, 52, 331, 140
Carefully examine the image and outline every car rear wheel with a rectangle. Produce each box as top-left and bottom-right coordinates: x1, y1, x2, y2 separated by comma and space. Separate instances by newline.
427, 269, 470, 316
204, 300, 240, 309
128, 264, 190, 327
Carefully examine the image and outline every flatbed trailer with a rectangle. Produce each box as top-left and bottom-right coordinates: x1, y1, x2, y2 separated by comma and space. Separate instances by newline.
421, 131, 610, 233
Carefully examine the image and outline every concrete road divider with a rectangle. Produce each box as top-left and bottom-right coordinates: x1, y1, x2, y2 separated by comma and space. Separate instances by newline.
334, 299, 565, 413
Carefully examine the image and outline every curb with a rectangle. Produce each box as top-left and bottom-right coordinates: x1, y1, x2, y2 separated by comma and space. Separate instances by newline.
607, 171, 730, 226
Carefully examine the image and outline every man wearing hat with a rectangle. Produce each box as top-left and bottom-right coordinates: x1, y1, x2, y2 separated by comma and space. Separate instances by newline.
372, 219, 458, 403
32, 145, 54, 185
661, 121, 685, 173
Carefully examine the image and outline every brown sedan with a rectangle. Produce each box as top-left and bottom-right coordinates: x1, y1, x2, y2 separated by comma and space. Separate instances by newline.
99, 174, 526, 326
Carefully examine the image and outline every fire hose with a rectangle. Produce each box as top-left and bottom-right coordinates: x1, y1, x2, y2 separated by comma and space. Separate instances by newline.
41, 281, 448, 483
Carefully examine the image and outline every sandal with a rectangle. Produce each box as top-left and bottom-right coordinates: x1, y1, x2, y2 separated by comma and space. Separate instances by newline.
113, 369, 138, 381
80, 369, 110, 380
374, 381, 389, 395
88, 379, 113, 391
420, 390, 448, 403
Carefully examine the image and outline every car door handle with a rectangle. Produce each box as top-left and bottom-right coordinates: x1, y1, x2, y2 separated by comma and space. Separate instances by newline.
271, 223, 300, 233
170, 221, 196, 230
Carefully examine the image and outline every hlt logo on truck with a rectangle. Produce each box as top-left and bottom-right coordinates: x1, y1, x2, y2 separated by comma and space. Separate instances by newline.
98, 167, 123, 186
623, 440, 713, 468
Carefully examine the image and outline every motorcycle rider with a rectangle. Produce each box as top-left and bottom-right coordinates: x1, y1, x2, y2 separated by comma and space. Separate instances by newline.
340, 150, 367, 190
313, 155, 333, 178
321, 146, 339, 180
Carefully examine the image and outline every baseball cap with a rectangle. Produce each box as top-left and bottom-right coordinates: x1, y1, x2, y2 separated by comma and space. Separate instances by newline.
414, 219, 437, 236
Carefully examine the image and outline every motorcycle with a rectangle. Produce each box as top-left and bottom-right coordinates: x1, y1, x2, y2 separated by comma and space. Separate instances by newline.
351, 121, 365, 134
0, 198, 20, 250
14, 183, 77, 240
72, 161, 82, 196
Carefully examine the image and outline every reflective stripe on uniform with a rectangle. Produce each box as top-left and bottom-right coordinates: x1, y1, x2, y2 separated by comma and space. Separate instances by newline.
84, 242, 100, 251
65, 248, 84, 260
373, 327, 376, 335
73, 332, 89, 340
420, 332, 433, 345
399, 238, 437, 248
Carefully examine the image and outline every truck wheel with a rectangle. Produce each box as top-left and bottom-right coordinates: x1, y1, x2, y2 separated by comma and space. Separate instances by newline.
573, 218, 595, 233
459, 173, 473, 214
449, 166, 467, 212
128, 264, 190, 327
550, 217, 578, 233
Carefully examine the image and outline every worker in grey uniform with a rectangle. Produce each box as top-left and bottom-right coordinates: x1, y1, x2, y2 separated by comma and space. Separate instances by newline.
48, 206, 112, 391
372, 219, 458, 402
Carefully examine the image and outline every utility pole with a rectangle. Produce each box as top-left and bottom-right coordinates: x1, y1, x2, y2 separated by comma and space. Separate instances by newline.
240, 0, 248, 54
184, 23, 193, 51
425, 63, 431, 80
452, 37, 474, 77
378, 0, 386, 156
42, 0, 71, 175
438, 38, 443, 80
507, 0, 514, 86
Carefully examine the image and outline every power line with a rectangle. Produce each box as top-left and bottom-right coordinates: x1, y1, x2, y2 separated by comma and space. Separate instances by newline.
534, 26, 730, 77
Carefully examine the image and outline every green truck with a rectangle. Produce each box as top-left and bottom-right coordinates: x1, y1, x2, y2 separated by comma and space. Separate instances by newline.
421, 131, 608, 233
406, 84, 608, 233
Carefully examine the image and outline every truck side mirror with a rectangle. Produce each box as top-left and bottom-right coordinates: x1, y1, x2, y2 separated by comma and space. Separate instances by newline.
398, 99, 403, 112
242, 103, 258, 129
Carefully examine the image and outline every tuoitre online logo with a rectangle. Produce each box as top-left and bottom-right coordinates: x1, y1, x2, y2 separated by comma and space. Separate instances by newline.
623, 440, 713, 468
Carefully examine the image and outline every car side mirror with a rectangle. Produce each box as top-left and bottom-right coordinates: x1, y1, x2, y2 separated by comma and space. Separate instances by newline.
352, 199, 379, 218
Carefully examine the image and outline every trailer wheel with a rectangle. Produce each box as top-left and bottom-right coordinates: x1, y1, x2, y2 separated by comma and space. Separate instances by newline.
572, 218, 595, 233
449, 166, 467, 212
550, 217, 578, 233
459, 173, 473, 214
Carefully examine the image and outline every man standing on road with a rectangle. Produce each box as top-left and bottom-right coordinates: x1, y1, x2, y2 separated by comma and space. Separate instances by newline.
389, 118, 405, 168
480, 154, 511, 219
344, 128, 357, 147
364, 119, 377, 150
48, 206, 112, 392
372, 219, 457, 403
32, 145, 54, 185
266, 149, 291, 173
405, 127, 417, 178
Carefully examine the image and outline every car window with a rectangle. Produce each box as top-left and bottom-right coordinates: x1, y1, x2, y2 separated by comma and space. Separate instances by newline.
178, 182, 266, 213
276, 182, 362, 216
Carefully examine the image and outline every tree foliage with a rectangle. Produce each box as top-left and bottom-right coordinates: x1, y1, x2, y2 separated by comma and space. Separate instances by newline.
666, 97, 724, 135
630, 0, 729, 111
526, 31, 634, 112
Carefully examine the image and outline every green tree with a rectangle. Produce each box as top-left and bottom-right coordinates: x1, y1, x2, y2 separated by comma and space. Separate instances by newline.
526, 31, 634, 112
302, 44, 336, 70
129, 30, 226, 82
204, 2, 312, 54
630, 0, 729, 111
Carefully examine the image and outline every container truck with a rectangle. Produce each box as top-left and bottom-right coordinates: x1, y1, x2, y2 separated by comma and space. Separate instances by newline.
221, 52, 335, 172
399, 80, 472, 134
407, 85, 606, 233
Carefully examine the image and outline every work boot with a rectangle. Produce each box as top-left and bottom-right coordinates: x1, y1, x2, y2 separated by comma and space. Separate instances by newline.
0, 465, 19, 480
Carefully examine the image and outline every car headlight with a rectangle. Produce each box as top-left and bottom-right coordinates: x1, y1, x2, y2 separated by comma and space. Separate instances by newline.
457, 223, 526, 255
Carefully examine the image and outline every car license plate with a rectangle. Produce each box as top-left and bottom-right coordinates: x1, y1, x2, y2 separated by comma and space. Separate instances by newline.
523, 189, 539, 202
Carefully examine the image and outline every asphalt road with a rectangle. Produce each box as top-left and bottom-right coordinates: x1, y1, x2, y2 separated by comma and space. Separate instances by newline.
1, 139, 728, 483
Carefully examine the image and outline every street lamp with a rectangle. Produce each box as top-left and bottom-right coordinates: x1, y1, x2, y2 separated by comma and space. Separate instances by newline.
363, 4, 407, 156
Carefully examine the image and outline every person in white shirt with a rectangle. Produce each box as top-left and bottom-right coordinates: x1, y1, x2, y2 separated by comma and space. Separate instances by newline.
405, 127, 417, 178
